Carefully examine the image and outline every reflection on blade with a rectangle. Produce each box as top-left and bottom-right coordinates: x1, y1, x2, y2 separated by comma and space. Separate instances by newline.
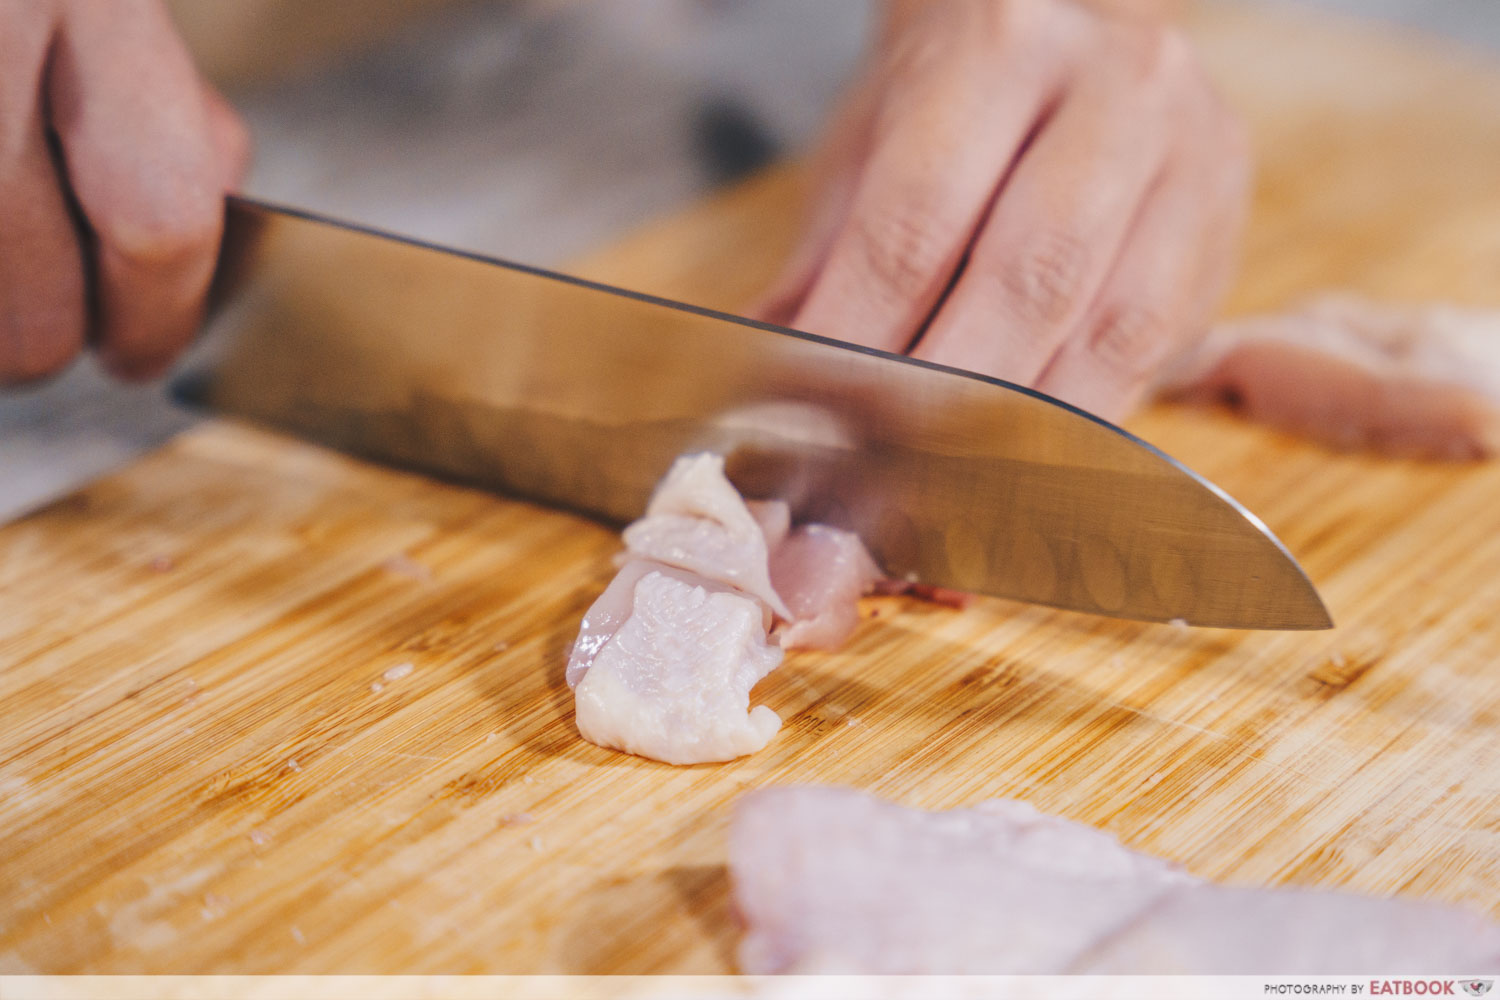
177, 196, 1331, 630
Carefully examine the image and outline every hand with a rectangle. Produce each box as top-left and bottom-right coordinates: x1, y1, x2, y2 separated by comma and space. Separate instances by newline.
1, 0, 248, 385
754, 0, 1250, 421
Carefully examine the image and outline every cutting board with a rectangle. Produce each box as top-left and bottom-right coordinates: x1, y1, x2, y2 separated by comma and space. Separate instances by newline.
4, 2, 1500, 974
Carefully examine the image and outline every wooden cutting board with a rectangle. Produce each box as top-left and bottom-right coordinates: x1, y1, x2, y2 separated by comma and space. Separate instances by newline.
4, 2, 1500, 974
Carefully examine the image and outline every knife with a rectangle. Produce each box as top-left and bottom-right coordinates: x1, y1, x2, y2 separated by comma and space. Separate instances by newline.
175, 195, 1331, 630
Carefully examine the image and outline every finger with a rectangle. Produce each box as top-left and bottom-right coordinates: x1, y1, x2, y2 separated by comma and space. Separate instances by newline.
911, 24, 1182, 384
788, 1, 1082, 353
755, 0, 980, 327
1031, 165, 1212, 420
0, 136, 89, 387
749, 78, 878, 326
203, 84, 251, 191
1034, 97, 1251, 419
47, 0, 226, 381
0, 14, 87, 384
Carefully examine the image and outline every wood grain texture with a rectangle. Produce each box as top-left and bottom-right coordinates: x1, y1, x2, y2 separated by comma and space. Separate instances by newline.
4, 3, 1500, 974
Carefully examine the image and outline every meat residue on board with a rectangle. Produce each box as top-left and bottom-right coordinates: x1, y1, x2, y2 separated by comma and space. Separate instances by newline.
1159, 294, 1500, 460
730, 785, 1500, 974
566, 454, 881, 765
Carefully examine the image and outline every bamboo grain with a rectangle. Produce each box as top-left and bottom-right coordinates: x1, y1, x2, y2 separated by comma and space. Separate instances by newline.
3, 3, 1499, 974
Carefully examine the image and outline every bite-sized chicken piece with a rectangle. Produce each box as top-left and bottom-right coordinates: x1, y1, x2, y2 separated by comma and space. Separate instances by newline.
623, 454, 791, 618
1159, 294, 1500, 460
566, 453, 908, 765
730, 785, 1500, 974
565, 559, 769, 689
769, 525, 881, 650
574, 571, 783, 765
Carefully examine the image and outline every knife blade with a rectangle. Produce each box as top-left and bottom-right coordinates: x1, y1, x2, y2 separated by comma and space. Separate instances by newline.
175, 196, 1331, 630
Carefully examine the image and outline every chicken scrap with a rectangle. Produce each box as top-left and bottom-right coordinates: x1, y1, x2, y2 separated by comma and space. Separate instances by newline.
731, 785, 1500, 974
566, 454, 881, 765
573, 570, 784, 765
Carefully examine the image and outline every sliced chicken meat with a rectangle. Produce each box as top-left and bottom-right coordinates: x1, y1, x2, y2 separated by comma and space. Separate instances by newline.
568, 453, 895, 764
573, 570, 783, 765
1160, 294, 1500, 460
769, 524, 882, 651
622, 454, 791, 618
565, 559, 769, 689
730, 785, 1500, 974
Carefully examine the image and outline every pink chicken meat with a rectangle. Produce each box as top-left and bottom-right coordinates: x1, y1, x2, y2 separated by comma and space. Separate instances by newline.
566, 454, 881, 764
1160, 295, 1500, 460
622, 455, 792, 619
769, 524, 882, 651
731, 785, 1500, 974
573, 571, 783, 765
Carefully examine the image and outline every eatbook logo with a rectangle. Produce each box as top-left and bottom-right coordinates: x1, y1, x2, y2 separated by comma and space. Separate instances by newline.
1462, 982, 1493, 998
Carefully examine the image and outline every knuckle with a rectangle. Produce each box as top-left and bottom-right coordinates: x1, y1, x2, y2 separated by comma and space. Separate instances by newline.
1153, 26, 1197, 76
852, 203, 950, 304
1089, 305, 1174, 377
999, 231, 1092, 326
97, 192, 221, 276
218, 112, 253, 175
1112, 22, 1195, 94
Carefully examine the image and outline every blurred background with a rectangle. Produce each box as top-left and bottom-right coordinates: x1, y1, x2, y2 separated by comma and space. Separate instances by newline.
2, 0, 1498, 520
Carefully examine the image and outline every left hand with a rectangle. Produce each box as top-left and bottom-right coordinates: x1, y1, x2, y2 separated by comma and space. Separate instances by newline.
0, 0, 249, 386
752, 0, 1251, 421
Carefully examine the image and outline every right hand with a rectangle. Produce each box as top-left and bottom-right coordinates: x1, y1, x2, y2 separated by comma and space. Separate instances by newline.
753, 0, 1250, 422
1, 0, 248, 385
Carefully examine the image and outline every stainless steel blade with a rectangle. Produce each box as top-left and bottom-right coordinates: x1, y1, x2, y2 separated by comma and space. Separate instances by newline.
176, 196, 1331, 630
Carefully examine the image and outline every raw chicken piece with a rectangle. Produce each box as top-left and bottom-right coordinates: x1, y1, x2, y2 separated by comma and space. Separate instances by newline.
1074, 882, 1500, 974
730, 785, 1500, 974
623, 454, 791, 618
1159, 295, 1500, 460
565, 559, 769, 689
566, 454, 895, 765
574, 571, 783, 765
732, 786, 1188, 974
769, 525, 881, 650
